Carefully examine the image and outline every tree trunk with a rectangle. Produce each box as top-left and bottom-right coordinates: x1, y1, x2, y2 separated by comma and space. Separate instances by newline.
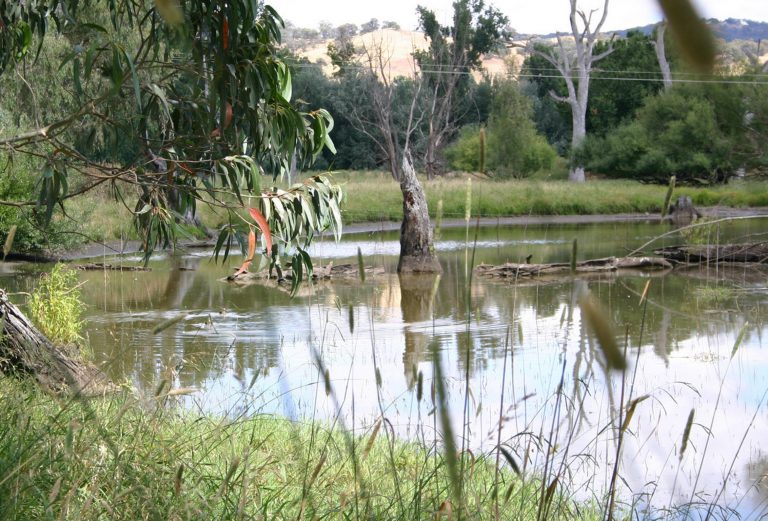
0, 289, 113, 395
569, 103, 587, 182
655, 23, 673, 90
424, 132, 440, 180
397, 156, 442, 273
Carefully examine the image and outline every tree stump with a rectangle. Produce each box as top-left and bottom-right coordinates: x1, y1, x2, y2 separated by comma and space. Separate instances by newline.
0, 289, 113, 395
665, 195, 702, 225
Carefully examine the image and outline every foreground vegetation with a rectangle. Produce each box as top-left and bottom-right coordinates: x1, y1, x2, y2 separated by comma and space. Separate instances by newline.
0, 377, 604, 520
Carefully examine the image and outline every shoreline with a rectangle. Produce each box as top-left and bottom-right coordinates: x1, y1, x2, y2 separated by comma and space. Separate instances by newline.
10, 206, 768, 262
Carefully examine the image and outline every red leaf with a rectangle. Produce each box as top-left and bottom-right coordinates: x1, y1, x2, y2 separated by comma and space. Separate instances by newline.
222, 16, 229, 50
232, 229, 256, 278
248, 207, 272, 256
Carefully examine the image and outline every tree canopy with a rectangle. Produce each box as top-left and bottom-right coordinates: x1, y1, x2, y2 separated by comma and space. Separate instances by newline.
0, 0, 341, 285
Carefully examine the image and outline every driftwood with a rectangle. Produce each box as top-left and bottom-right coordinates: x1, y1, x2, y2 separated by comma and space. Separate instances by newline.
74, 263, 151, 271
475, 256, 673, 279
654, 243, 768, 264
0, 289, 113, 395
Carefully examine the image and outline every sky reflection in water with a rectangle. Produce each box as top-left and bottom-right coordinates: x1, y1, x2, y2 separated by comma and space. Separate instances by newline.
4, 219, 768, 517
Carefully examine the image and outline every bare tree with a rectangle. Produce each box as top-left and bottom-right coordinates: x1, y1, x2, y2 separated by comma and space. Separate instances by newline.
654, 22, 673, 90
416, 0, 508, 179
349, 39, 441, 273
531, 0, 614, 182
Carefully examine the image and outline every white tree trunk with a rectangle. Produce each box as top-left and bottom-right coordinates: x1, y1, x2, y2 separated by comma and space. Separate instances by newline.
534, 0, 612, 183
654, 22, 673, 90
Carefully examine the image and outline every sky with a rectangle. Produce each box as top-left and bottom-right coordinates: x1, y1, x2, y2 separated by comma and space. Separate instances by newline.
270, 0, 768, 35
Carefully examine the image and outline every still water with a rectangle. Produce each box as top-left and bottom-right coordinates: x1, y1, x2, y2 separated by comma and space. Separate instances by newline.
4, 219, 768, 517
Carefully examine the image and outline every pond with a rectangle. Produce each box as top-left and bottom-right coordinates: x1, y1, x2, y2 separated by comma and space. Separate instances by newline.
4, 218, 768, 518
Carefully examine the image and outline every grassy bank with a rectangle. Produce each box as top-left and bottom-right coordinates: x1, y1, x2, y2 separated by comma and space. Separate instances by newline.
332, 171, 768, 224
58, 172, 768, 246
0, 378, 601, 520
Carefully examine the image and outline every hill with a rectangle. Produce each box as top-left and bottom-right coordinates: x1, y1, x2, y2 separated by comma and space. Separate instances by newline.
285, 19, 768, 79
541, 18, 768, 41
288, 28, 519, 79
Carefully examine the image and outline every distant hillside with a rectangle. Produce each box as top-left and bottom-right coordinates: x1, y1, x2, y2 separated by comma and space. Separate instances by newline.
290, 28, 515, 79
532, 18, 768, 42
284, 19, 767, 79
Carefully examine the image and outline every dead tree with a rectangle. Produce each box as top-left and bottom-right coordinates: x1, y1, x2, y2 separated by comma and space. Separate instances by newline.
653, 22, 673, 90
532, 0, 614, 182
665, 195, 702, 226
0, 289, 112, 395
349, 37, 442, 273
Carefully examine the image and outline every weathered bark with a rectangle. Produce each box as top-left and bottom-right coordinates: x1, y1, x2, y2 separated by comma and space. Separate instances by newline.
0, 289, 113, 395
654, 243, 768, 264
475, 256, 672, 279
664, 195, 702, 225
654, 22, 673, 90
397, 157, 442, 273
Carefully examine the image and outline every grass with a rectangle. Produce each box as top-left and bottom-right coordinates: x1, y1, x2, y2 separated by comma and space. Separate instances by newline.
27, 263, 86, 347
38, 171, 768, 248
330, 172, 768, 224
0, 377, 602, 520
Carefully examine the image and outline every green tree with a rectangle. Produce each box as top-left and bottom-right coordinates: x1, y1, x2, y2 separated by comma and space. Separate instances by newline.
588, 30, 664, 135
415, 0, 508, 178
486, 79, 557, 178
445, 79, 557, 178
578, 81, 766, 183
0, 1, 341, 282
291, 61, 379, 170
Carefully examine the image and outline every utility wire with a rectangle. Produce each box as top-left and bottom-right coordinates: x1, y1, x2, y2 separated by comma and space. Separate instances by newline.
288, 62, 768, 85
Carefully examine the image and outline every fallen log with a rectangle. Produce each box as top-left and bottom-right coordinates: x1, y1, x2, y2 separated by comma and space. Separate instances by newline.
475, 256, 673, 279
0, 289, 113, 395
653, 243, 768, 264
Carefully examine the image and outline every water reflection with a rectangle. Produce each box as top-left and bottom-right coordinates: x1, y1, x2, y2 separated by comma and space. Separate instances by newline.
1, 219, 767, 517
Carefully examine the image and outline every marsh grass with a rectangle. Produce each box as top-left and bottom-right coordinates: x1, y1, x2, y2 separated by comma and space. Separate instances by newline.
62, 173, 768, 246
28, 263, 86, 347
0, 378, 600, 520
325, 173, 768, 224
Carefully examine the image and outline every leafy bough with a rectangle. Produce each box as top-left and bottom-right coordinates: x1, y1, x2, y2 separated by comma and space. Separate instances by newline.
0, 1, 342, 290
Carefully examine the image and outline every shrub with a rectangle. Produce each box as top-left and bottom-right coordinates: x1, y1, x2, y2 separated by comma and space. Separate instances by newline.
444, 125, 483, 172
28, 264, 86, 346
486, 80, 558, 179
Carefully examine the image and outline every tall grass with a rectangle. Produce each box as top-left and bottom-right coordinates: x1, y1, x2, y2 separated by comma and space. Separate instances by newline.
62, 173, 768, 245
328, 172, 768, 224
28, 263, 86, 346
0, 377, 602, 520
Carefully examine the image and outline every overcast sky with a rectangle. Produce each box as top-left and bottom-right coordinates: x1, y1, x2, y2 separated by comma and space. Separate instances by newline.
270, 0, 767, 35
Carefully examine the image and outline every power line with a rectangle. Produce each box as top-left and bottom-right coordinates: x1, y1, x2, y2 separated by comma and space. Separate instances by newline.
289, 61, 768, 85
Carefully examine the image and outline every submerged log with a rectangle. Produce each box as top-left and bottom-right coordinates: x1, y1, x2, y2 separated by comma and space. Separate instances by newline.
475, 256, 673, 279
654, 243, 768, 264
227, 262, 385, 284
0, 289, 113, 395
74, 263, 151, 271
